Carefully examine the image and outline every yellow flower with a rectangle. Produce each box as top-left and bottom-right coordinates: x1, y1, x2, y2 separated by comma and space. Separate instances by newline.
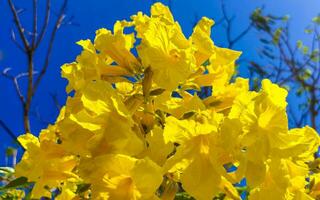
133, 3, 196, 90
79, 154, 163, 199
249, 158, 312, 200
227, 79, 290, 186
203, 77, 249, 113
55, 181, 78, 200
206, 47, 242, 88
15, 133, 78, 199
94, 20, 140, 73
154, 90, 206, 119
59, 80, 144, 157
190, 17, 215, 66
163, 111, 240, 200
309, 173, 320, 198
61, 40, 114, 93
13, 2, 320, 199
271, 126, 320, 164
139, 126, 174, 166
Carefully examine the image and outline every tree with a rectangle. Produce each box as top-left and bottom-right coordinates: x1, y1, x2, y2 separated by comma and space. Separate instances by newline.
0, 1, 71, 197
1, 2, 319, 199
0, 0, 69, 146
249, 9, 320, 131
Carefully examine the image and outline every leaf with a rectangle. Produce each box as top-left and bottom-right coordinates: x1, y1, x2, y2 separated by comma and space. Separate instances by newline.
302, 46, 309, 54
208, 100, 223, 107
282, 15, 290, 22
260, 38, 270, 44
76, 183, 91, 194
296, 40, 303, 49
310, 49, 320, 62
5, 147, 17, 157
150, 88, 166, 96
0, 167, 14, 175
272, 28, 282, 44
312, 15, 320, 25
0, 177, 30, 191
175, 192, 195, 200
181, 111, 195, 120
304, 28, 313, 34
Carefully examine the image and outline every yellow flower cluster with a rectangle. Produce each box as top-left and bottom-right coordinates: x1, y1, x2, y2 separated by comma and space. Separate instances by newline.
15, 3, 320, 200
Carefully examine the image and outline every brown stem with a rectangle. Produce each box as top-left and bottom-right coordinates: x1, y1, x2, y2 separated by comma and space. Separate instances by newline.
24, 51, 34, 133
0, 120, 25, 150
310, 87, 318, 130
32, 0, 68, 95
7, 0, 29, 50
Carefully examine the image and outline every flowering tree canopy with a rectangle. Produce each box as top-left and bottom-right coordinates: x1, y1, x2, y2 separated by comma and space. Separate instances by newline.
12, 3, 320, 200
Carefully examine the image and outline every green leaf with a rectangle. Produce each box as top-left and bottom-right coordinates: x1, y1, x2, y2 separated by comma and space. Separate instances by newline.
304, 28, 313, 34
181, 111, 195, 120
302, 46, 309, 54
76, 183, 91, 194
0, 167, 14, 175
150, 88, 166, 96
175, 192, 195, 200
296, 40, 303, 49
283, 85, 290, 91
282, 15, 290, 22
0, 177, 31, 192
310, 49, 320, 62
5, 147, 17, 157
296, 87, 304, 97
312, 15, 320, 25
272, 28, 282, 44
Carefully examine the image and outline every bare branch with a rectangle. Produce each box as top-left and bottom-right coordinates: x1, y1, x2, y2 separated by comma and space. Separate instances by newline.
2, 69, 26, 104
31, 0, 38, 47
220, 0, 252, 48
0, 120, 24, 150
49, 92, 62, 111
10, 29, 25, 52
232, 22, 253, 45
33, 0, 68, 94
7, 0, 30, 50
34, 0, 51, 49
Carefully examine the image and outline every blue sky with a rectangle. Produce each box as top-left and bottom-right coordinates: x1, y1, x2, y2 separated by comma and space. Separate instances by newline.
0, 0, 320, 165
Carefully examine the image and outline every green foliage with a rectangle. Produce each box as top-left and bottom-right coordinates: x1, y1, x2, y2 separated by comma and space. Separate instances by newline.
175, 192, 195, 200
312, 15, 320, 25
0, 177, 30, 192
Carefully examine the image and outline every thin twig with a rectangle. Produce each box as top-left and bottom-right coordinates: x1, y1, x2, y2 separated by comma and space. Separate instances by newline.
33, 0, 68, 94
10, 29, 25, 52
2, 69, 26, 104
34, 0, 51, 49
7, 0, 29, 50
220, 0, 252, 48
31, 0, 38, 47
0, 120, 24, 150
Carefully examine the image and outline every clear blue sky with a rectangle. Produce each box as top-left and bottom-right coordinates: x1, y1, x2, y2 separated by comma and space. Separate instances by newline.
0, 0, 319, 165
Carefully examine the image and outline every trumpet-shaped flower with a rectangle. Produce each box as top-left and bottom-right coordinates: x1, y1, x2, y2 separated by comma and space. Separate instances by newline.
133, 3, 196, 91
163, 111, 240, 200
15, 133, 78, 199
79, 154, 162, 199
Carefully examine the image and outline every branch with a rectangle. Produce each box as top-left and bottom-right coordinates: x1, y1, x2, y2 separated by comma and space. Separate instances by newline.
220, 0, 252, 48
7, 0, 30, 50
2, 68, 26, 104
34, 0, 51, 49
220, 0, 233, 48
49, 92, 62, 111
33, 0, 68, 94
31, 0, 38, 47
10, 29, 25, 52
0, 120, 24, 150
232, 22, 253, 45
